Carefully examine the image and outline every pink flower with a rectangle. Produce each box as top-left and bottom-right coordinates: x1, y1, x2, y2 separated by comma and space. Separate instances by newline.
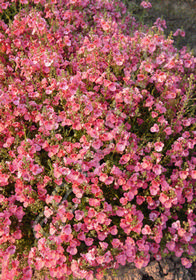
108, 83, 117, 92
97, 212, 106, 224
99, 173, 108, 183
99, 242, 108, 251
149, 211, 159, 222
101, 20, 110, 32
1, 2, 10, 9
72, 184, 84, 199
110, 225, 118, 235
179, 170, 189, 180
142, 225, 152, 235
6, 245, 16, 255
3, 137, 15, 148
150, 181, 160, 196
44, 206, 53, 218
141, 159, 153, 170
67, 246, 77, 255
0, 172, 9, 186
87, 208, 96, 218
75, 210, 84, 221
152, 164, 162, 176
77, 232, 86, 241
173, 29, 185, 37
166, 240, 175, 251
31, 164, 43, 175
125, 190, 135, 201
86, 270, 94, 280
136, 196, 145, 205
112, 239, 123, 249
137, 74, 146, 82
105, 176, 114, 185
48, 145, 59, 157
159, 193, 172, 208
85, 238, 93, 246
150, 124, 159, 133
165, 91, 176, 99
120, 197, 128, 206
172, 220, 181, 230
140, 1, 152, 9
98, 231, 108, 241
134, 257, 146, 269
164, 126, 173, 135
63, 224, 72, 235
154, 18, 167, 30
15, 206, 25, 222
151, 111, 158, 118
92, 140, 103, 150
177, 227, 186, 237
154, 142, 164, 152
115, 55, 125, 66
53, 163, 62, 179
120, 208, 144, 235
89, 198, 100, 207
49, 224, 56, 235
82, 248, 96, 265
116, 208, 126, 217
119, 154, 131, 164
190, 170, 196, 179
116, 253, 126, 266
116, 141, 126, 153
70, 260, 79, 275
181, 258, 192, 269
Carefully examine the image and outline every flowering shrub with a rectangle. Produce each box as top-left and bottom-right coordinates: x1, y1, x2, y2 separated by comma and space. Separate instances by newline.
0, 0, 196, 279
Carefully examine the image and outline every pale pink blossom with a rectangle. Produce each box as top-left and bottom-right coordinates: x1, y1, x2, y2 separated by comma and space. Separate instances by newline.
154, 141, 164, 152
75, 210, 84, 221
173, 29, 185, 37
179, 170, 189, 180
140, 1, 152, 9
142, 225, 152, 235
181, 258, 192, 269
44, 206, 53, 218
190, 170, 196, 179
62, 224, 72, 235
150, 124, 159, 133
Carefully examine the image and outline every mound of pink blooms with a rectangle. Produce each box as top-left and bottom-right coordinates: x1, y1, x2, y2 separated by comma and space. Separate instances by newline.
0, 0, 195, 279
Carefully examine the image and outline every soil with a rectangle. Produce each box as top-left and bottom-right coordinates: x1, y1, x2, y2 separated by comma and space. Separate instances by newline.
104, 255, 196, 280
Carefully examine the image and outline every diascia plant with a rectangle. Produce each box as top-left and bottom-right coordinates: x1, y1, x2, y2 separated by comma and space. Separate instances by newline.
0, 0, 195, 279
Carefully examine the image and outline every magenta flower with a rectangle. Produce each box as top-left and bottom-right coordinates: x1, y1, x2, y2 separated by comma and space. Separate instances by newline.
181, 258, 192, 269
6, 245, 16, 255
140, 1, 152, 9
173, 29, 185, 37
74, 210, 84, 221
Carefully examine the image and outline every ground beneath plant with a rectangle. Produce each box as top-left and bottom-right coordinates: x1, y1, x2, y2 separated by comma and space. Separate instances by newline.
104, 255, 196, 280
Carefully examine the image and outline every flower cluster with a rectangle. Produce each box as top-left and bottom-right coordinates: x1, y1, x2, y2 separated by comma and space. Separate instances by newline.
0, 0, 195, 279
140, 1, 152, 9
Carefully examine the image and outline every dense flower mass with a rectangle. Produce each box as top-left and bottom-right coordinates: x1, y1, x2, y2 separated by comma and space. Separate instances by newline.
0, 0, 195, 279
